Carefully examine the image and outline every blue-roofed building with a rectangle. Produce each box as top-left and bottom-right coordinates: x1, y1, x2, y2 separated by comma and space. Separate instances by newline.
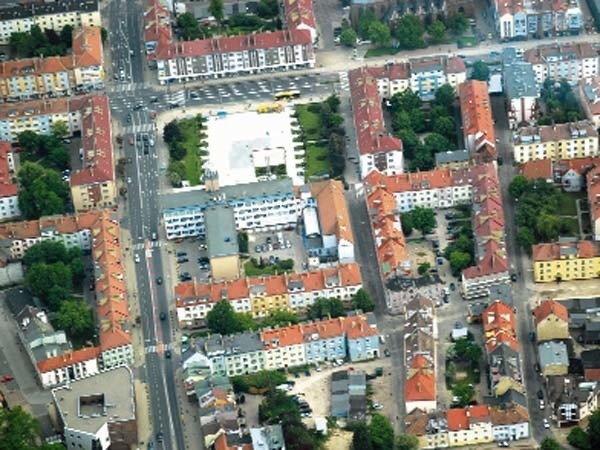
538, 341, 569, 377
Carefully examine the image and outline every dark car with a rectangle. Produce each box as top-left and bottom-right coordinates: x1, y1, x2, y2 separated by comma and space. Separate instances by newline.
176, 251, 187, 257
177, 257, 189, 264
165, 350, 172, 359
160, 312, 167, 321
156, 277, 163, 285
537, 390, 544, 400
384, 349, 391, 357
156, 432, 164, 443
449, 282, 456, 291
511, 273, 518, 282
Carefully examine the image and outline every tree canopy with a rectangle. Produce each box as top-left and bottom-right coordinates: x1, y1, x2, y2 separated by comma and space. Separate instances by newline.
427, 20, 446, 44
407, 207, 436, 235
370, 414, 394, 450
55, 299, 95, 341
452, 381, 475, 407
447, 13, 469, 35
538, 78, 584, 125
18, 162, 70, 220
540, 438, 561, 450
9, 25, 72, 58
352, 288, 375, 312
208, 0, 224, 24
393, 14, 425, 49
18, 131, 70, 171
471, 61, 490, 81
306, 297, 345, 320
0, 406, 63, 450
339, 28, 357, 47
568, 426, 591, 450
206, 300, 255, 335
259, 309, 299, 329
587, 409, 600, 449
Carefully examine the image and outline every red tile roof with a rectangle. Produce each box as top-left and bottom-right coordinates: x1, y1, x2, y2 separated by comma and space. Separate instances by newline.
533, 299, 569, 324
348, 67, 403, 156
364, 167, 470, 193
37, 346, 100, 373
261, 324, 304, 350
459, 80, 496, 162
405, 369, 435, 402
69, 95, 114, 188
468, 404, 490, 421
447, 408, 469, 431
532, 240, 600, 262
284, 0, 316, 31
483, 300, 518, 353
0, 142, 17, 198
462, 240, 509, 279
518, 159, 553, 180
72, 27, 103, 67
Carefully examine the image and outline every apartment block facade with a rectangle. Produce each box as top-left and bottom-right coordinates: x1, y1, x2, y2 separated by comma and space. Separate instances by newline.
523, 42, 599, 84
195, 314, 380, 377
579, 76, 600, 128
532, 238, 600, 282
588, 164, 600, 241
0, 26, 104, 100
0, 0, 100, 45
459, 80, 497, 163
174, 263, 362, 327
513, 121, 599, 163
0, 141, 19, 219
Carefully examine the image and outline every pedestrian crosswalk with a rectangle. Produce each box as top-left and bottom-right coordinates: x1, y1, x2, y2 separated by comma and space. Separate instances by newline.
133, 241, 162, 251
144, 342, 176, 354
122, 123, 156, 134
107, 82, 153, 93
338, 71, 350, 91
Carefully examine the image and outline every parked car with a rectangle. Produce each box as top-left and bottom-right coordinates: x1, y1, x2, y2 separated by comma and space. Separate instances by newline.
384, 349, 391, 357
543, 418, 550, 429
177, 257, 189, 264
373, 403, 383, 410
176, 252, 187, 257
156, 277, 163, 285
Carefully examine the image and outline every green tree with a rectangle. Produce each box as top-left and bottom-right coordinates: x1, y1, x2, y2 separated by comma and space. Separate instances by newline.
339, 28, 357, 47
23, 240, 68, 267
369, 414, 394, 450
433, 84, 456, 111
418, 261, 431, 276
452, 381, 475, 407
18, 162, 70, 220
449, 250, 472, 275
60, 24, 74, 46
568, 426, 591, 450
401, 212, 414, 236
410, 207, 437, 235
352, 422, 373, 450
432, 116, 456, 140
257, 0, 279, 19
55, 299, 94, 339
394, 434, 419, 450
177, 12, 201, 40
471, 61, 490, 81
206, 300, 250, 335
260, 309, 299, 328
423, 132, 452, 153
51, 121, 69, 139
536, 211, 561, 241
587, 409, 600, 449
509, 175, 530, 199
237, 231, 249, 253
163, 121, 183, 144
325, 95, 341, 113
307, 297, 345, 320
390, 89, 422, 115
540, 438, 561, 450
0, 406, 41, 450
395, 129, 420, 159
428, 20, 446, 44
394, 14, 425, 49
368, 22, 391, 47
410, 145, 434, 171
447, 13, 469, 35
358, 10, 377, 40
516, 228, 535, 253
208, 0, 224, 24
25, 262, 72, 309
352, 288, 375, 312
169, 142, 187, 161
453, 338, 482, 362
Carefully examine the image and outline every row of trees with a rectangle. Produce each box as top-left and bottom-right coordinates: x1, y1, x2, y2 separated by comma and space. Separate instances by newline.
206, 289, 376, 335
352, 414, 418, 450
9, 24, 73, 58
163, 115, 206, 187
538, 78, 584, 125
23, 241, 93, 342
388, 85, 457, 171
342, 12, 470, 49
509, 175, 576, 252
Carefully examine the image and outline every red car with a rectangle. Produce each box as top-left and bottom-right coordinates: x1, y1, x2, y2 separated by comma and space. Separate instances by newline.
1, 375, 14, 383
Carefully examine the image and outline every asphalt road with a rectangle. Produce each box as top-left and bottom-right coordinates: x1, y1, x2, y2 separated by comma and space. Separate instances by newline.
106, 1, 185, 449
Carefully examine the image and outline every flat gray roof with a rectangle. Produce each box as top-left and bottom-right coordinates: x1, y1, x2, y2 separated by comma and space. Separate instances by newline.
161, 178, 295, 212
539, 341, 569, 368
504, 62, 538, 100
205, 206, 238, 258
0, 0, 98, 20
53, 366, 135, 435
435, 149, 469, 165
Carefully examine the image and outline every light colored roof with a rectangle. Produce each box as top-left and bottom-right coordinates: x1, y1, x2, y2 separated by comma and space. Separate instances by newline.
539, 341, 569, 368
205, 206, 238, 258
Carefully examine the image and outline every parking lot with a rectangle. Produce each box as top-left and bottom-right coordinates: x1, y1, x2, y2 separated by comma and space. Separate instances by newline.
246, 229, 307, 275
168, 238, 210, 284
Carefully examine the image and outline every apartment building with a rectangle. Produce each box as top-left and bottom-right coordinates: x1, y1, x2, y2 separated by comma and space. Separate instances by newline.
0, 26, 104, 100
513, 121, 599, 163
490, 405, 530, 442
37, 347, 100, 389
533, 299, 570, 341
518, 156, 600, 191
532, 238, 600, 282
523, 42, 599, 84
348, 67, 404, 179
0, 142, 19, 219
483, 300, 519, 354
283, 0, 317, 43
539, 341, 569, 376
495, 0, 583, 41
488, 345, 524, 397
175, 263, 362, 326
579, 76, 600, 128
162, 178, 298, 239
195, 314, 380, 376
503, 48, 538, 128
459, 80, 497, 163
547, 375, 600, 426
52, 366, 137, 450
205, 206, 240, 281
588, 164, 600, 241
447, 406, 494, 447
69, 96, 115, 212
0, 0, 100, 45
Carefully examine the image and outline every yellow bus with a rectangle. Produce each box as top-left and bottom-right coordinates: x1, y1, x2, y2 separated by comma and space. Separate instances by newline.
274, 89, 301, 101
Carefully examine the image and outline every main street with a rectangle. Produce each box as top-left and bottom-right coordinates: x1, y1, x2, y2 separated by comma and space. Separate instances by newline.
105, 0, 185, 449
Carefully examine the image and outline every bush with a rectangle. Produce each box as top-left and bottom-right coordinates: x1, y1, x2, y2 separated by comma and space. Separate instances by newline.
231, 370, 287, 394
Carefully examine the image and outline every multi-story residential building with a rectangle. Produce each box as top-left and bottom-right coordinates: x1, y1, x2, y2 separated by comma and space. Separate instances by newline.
52, 366, 137, 450
69, 96, 116, 212
495, 0, 583, 41
579, 76, 600, 128
503, 48, 538, 128
0, 26, 104, 101
195, 314, 380, 376
518, 156, 600, 191
547, 375, 600, 426
304, 180, 355, 263
405, 408, 450, 449
533, 299, 570, 341
144, 1, 314, 83
162, 178, 298, 239
483, 300, 519, 354
37, 347, 100, 389
348, 67, 404, 179
512, 121, 599, 163
366, 184, 409, 278
0, 0, 101, 45
489, 345, 524, 397
0, 142, 19, 219
446, 405, 494, 447
524, 42, 599, 84
490, 405, 530, 442
174, 263, 362, 326
283, 0, 317, 43
459, 80, 496, 162
539, 341, 569, 376
588, 165, 600, 241
532, 238, 600, 282
205, 206, 240, 281
582, 350, 600, 381
435, 149, 470, 169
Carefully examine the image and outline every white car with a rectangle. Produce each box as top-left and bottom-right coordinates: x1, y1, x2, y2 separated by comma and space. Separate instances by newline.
134, 254, 140, 263
373, 403, 383, 410
543, 418, 550, 429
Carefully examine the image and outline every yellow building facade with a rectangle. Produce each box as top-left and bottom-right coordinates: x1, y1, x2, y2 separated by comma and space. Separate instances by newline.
532, 240, 600, 282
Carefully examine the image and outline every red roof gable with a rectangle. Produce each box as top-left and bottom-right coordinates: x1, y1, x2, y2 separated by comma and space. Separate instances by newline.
405, 369, 435, 401
37, 346, 100, 373
447, 408, 469, 431
0, 142, 17, 198
533, 299, 569, 324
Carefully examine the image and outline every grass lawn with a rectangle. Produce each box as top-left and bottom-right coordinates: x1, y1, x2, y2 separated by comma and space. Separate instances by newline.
559, 192, 585, 216
365, 47, 399, 58
560, 217, 580, 236
457, 35, 478, 48
244, 259, 294, 276
306, 144, 330, 179
295, 104, 331, 180
295, 105, 321, 140
175, 118, 203, 185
